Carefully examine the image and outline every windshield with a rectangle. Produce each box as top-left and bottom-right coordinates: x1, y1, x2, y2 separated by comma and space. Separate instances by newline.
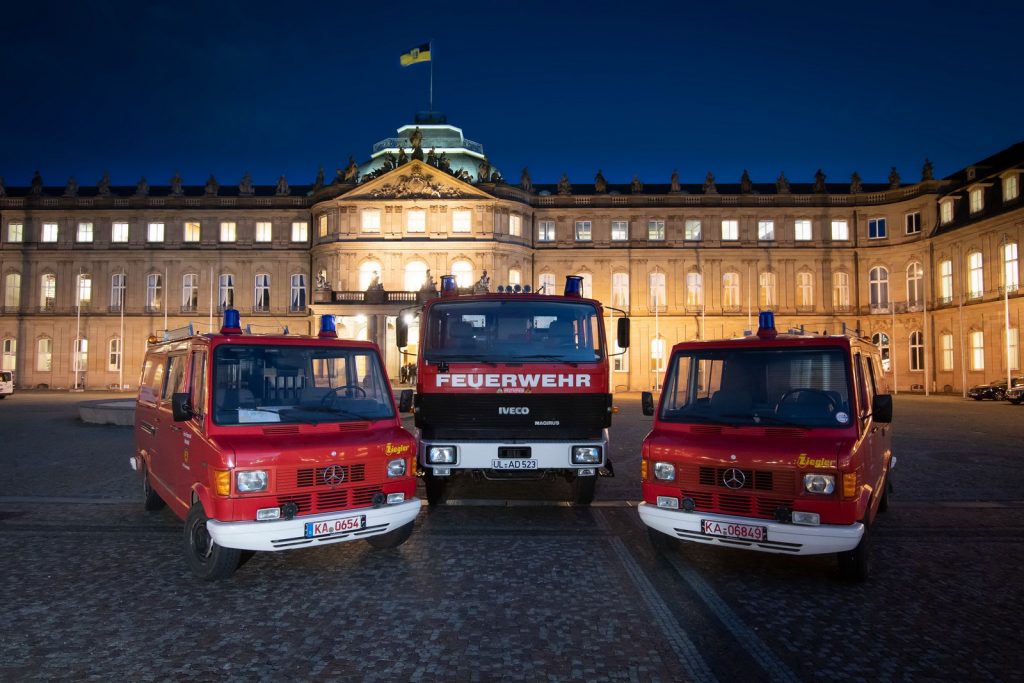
660, 346, 852, 429
422, 299, 604, 363
212, 344, 394, 425
0, 372, 11, 382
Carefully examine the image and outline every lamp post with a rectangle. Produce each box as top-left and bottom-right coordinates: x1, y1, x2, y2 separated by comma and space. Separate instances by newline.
1002, 234, 1013, 391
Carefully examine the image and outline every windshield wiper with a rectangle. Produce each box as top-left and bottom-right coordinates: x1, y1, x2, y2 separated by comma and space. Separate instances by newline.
749, 413, 811, 430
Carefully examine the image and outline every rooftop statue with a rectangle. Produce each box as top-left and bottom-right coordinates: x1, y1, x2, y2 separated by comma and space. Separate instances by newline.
922, 158, 934, 181
474, 270, 490, 293
813, 169, 827, 193
631, 176, 643, 193
889, 167, 901, 189
64, 176, 78, 198
343, 156, 358, 183
239, 172, 254, 196
670, 169, 681, 193
170, 172, 183, 196
558, 173, 572, 195
275, 175, 289, 196
594, 170, 607, 193
740, 170, 752, 194
0, 177, 5, 198
316, 268, 330, 290
850, 171, 863, 194
31, 170, 43, 195
98, 171, 111, 197
409, 127, 423, 150
702, 171, 716, 194
136, 176, 150, 197
520, 167, 532, 192
427, 147, 438, 165
204, 175, 218, 196
422, 269, 437, 291
477, 157, 491, 183
776, 171, 790, 194
398, 147, 408, 165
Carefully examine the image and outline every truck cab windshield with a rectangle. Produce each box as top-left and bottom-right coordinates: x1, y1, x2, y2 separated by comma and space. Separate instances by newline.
660, 346, 852, 429
422, 300, 604, 364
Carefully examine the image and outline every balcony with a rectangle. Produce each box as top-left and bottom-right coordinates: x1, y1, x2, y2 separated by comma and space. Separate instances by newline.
180, 305, 198, 314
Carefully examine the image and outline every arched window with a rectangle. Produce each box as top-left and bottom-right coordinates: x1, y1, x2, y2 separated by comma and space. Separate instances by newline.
290, 274, 307, 311
404, 261, 428, 291
649, 272, 666, 309
4, 272, 21, 309
37, 337, 53, 372
359, 260, 383, 290
254, 274, 271, 311
508, 268, 522, 287
906, 262, 924, 307
219, 274, 235, 310
451, 260, 473, 288
832, 272, 850, 310
182, 273, 199, 311
146, 273, 162, 311
967, 252, 984, 299
722, 272, 740, 309
612, 272, 629, 307
869, 266, 889, 310
872, 332, 891, 371
40, 274, 56, 311
2, 338, 16, 371
797, 271, 814, 308
909, 330, 924, 371
575, 272, 593, 299
759, 271, 777, 309
538, 272, 556, 295
685, 271, 703, 308
111, 273, 126, 311
108, 337, 122, 372
73, 338, 88, 372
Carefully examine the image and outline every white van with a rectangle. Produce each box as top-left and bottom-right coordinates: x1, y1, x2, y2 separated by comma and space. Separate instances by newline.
0, 371, 13, 398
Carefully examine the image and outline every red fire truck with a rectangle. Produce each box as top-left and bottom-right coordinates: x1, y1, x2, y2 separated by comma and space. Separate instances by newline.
398, 276, 629, 505
131, 310, 420, 580
638, 312, 894, 581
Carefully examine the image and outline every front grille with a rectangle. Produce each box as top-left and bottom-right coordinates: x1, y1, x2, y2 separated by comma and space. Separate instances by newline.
416, 393, 611, 440
276, 484, 383, 515
294, 464, 367, 488
676, 465, 796, 520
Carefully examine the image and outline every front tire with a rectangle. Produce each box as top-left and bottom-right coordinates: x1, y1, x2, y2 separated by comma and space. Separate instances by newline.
365, 521, 414, 550
837, 525, 871, 582
184, 504, 242, 581
424, 471, 448, 506
142, 466, 166, 511
571, 475, 596, 505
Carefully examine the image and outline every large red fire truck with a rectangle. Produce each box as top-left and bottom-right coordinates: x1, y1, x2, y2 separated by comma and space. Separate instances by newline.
398, 276, 629, 505
638, 312, 894, 581
132, 310, 420, 580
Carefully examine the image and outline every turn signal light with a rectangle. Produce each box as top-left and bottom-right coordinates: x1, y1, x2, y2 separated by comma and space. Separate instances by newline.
842, 472, 858, 498
640, 460, 648, 481
214, 470, 231, 496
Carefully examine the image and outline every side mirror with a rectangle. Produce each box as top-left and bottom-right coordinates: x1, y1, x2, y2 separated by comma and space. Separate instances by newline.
397, 389, 414, 413
396, 318, 408, 349
171, 392, 193, 422
872, 394, 893, 423
641, 391, 655, 416
617, 317, 631, 349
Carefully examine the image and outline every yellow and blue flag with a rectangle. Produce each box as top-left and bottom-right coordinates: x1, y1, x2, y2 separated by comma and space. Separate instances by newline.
400, 43, 431, 67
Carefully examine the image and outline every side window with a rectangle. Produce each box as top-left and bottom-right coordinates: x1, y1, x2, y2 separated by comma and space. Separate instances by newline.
852, 353, 868, 420
190, 351, 207, 416
140, 357, 165, 404
860, 354, 876, 410
163, 354, 187, 401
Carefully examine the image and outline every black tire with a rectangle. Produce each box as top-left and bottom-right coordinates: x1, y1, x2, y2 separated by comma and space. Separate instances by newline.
142, 466, 166, 512
183, 504, 242, 581
877, 475, 891, 514
571, 475, 596, 505
1011, 399, 1021, 405
365, 521, 414, 550
647, 527, 677, 553
837, 525, 871, 582
424, 471, 448, 506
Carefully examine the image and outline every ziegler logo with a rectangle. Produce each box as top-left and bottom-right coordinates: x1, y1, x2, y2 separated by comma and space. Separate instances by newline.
498, 407, 530, 415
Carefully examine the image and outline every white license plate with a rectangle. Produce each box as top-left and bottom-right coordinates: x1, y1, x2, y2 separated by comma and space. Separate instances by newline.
701, 519, 766, 542
304, 515, 366, 538
491, 459, 538, 470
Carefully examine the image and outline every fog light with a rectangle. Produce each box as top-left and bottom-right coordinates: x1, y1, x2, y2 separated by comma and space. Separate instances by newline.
256, 507, 281, 521
803, 473, 835, 494
387, 492, 405, 504
657, 496, 679, 509
792, 511, 820, 526
571, 446, 602, 464
237, 470, 268, 493
433, 467, 451, 476
428, 446, 456, 464
576, 467, 596, 477
387, 458, 407, 478
654, 462, 676, 481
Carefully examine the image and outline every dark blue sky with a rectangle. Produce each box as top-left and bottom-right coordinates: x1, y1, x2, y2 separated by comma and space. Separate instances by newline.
1, 0, 1021, 189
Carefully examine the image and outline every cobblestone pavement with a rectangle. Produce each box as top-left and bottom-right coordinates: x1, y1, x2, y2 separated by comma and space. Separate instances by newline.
0, 391, 1022, 681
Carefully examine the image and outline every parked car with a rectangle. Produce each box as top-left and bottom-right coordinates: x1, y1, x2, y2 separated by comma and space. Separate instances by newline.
0, 371, 13, 398
968, 380, 1009, 401
1004, 377, 1024, 404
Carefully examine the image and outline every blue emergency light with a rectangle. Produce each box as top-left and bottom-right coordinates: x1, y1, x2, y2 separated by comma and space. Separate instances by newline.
756, 311, 778, 339
221, 308, 242, 335
441, 275, 458, 297
318, 314, 338, 338
564, 275, 584, 297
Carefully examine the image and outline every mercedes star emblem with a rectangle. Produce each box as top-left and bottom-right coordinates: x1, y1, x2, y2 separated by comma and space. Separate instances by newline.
323, 464, 346, 486
722, 467, 746, 489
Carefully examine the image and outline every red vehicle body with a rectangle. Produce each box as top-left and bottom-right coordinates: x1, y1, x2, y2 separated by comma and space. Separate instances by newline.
638, 312, 894, 580
131, 311, 420, 579
399, 276, 629, 505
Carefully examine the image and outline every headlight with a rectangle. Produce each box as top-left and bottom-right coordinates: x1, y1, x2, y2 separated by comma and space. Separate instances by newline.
387, 458, 407, 478
654, 461, 676, 481
428, 446, 456, 464
803, 473, 835, 494
236, 470, 268, 493
571, 446, 602, 464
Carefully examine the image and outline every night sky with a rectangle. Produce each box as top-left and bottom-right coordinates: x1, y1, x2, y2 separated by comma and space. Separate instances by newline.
1, 0, 1021, 190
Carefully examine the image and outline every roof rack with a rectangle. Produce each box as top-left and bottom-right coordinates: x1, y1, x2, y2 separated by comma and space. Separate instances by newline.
163, 323, 195, 342
245, 322, 290, 336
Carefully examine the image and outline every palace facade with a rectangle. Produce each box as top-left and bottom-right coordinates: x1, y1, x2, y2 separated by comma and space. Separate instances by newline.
1, 115, 1021, 393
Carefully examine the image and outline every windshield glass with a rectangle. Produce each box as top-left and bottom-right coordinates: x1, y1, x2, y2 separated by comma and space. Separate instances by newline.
212, 344, 394, 425
660, 346, 852, 429
422, 299, 604, 363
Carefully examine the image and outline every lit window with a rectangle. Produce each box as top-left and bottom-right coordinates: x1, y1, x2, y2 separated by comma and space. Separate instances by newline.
407, 209, 426, 233
940, 199, 954, 224
37, 338, 53, 372
723, 272, 740, 308
5, 273, 21, 308
868, 218, 887, 239
831, 220, 849, 241
758, 220, 774, 241
110, 274, 125, 310
146, 274, 163, 310
7, 223, 23, 243
939, 260, 952, 302
968, 252, 984, 299
184, 222, 201, 242
794, 219, 812, 241
648, 220, 665, 241
508, 268, 521, 286
759, 271, 777, 308
612, 272, 629, 307
254, 274, 271, 311
73, 338, 88, 373
220, 222, 236, 242
2, 338, 16, 371
969, 330, 984, 370
42, 223, 59, 242
649, 272, 666, 309
869, 267, 889, 309
873, 332, 891, 371
651, 337, 666, 377
219, 274, 235, 309
76, 274, 92, 306
909, 331, 924, 371
318, 214, 328, 237
797, 271, 813, 307
907, 262, 924, 307
77, 222, 93, 242
685, 271, 703, 307
452, 209, 472, 233
1009, 328, 1020, 371
1004, 242, 1019, 292
359, 261, 383, 290
684, 219, 701, 241
613, 336, 629, 373
538, 273, 556, 295
509, 214, 522, 237
147, 223, 164, 243
611, 220, 628, 241
721, 219, 738, 241
451, 260, 473, 288
292, 222, 308, 242
255, 222, 272, 242
182, 274, 199, 311
404, 261, 428, 291
832, 272, 850, 309
905, 211, 921, 235
575, 221, 592, 241
969, 187, 984, 214
538, 220, 555, 242
575, 273, 593, 299
111, 222, 129, 243
940, 333, 954, 371
108, 337, 122, 372
290, 274, 307, 311
40, 274, 56, 311
1003, 173, 1019, 202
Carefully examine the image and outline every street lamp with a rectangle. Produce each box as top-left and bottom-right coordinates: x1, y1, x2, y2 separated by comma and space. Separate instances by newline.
1002, 234, 1013, 392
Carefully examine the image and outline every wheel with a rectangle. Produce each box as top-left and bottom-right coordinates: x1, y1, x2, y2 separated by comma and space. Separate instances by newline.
183, 504, 242, 581
571, 475, 596, 505
142, 466, 166, 511
320, 384, 367, 406
1011, 399, 1022, 405
365, 521, 414, 550
424, 471, 448, 506
647, 526, 677, 553
877, 475, 891, 514
837, 525, 871, 582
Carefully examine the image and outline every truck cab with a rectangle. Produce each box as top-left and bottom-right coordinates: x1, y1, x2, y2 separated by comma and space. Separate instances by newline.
0, 370, 13, 398
131, 310, 420, 580
638, 312, 893, 581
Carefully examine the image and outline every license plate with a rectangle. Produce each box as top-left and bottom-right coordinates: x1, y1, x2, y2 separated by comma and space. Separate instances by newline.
701, 519, 766, 542
304, 515, 366, 538
491, 459, 538, 470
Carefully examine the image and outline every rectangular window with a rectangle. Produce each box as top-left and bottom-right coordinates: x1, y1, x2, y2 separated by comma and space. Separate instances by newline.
219, 274, 235, 309
183, 221, 201, 242
940, 333, 954, 371
254, 274, 270, 311
648, 220, 665, 241
649, 272, 666, 309
220, 222, 236, 242
5, 273, 21, 308
318, 213, 328, 237
611, 220, 628, 241
182, 274, 199, 311
905, 211, 921, 235
1004, 174, 1020, 202
575, 221, 592, 241
684, 219, 702, 241
451, 209, 471, 233
110, 273, 125, 310
42, 223, 59, 242
612, 272, 629, 307
537, 220, 555, 242
255, 221, 272, 242
969, 187, 984, 214
832, 272, 850, 309
970, 330, 984, 370
797, 272, 814, 307
721, 219, 738, 241
538, 273, 556, 295
940, 200, 954, 224
831, 219, 849, 241
147, 222, 164, 243
868, 218, 887, 239
509, 214, 522, 237
685, 272, 703, 307
939, 260, 953, 302
108, 337, 122, 372
757, 219, 774, 241
291, 222, 309, 242
968, 252, 984, 299
794, 219, 812, 241
77, 275, 92, 305
111, 222, 129, 243
7, 223, 23, 243
406, 209, 426, 233
290, 274, 307, 311
1004, 242, 1019, 292
37, 338, 53, 372
77, 222, 93, 242
146, 274, 163, 310
1009, 328, 1020, 371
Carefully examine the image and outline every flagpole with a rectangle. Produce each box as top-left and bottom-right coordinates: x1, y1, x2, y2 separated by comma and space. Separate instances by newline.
429, 41, 434, 112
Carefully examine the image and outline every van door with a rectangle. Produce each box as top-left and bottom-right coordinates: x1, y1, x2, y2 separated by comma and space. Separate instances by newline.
178, 350, 208, 495
854, 352, 883, 519
158, 353, 189, 504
